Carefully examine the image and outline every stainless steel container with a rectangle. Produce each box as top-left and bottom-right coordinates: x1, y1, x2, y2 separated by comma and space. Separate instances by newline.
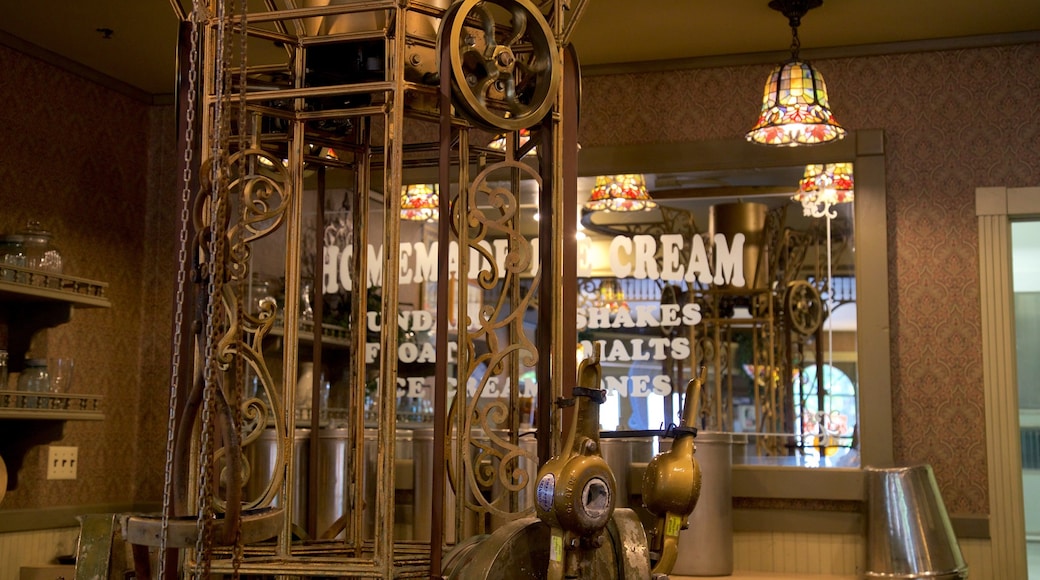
599, 434, 657, 508
245, 428, 310, 531
316, 427, 356, 539
362, 428, 415, 540
709, 202, 768, 291
864, 464, 968, 579
669, 431, 736, 577
412, 427, 435, 542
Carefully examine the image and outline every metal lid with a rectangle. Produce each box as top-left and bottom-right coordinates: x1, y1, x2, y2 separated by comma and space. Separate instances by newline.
16, 220, 53, 244
24, 358, 47, 367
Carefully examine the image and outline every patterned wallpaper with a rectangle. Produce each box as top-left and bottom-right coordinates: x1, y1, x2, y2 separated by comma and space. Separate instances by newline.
0, 43, 175, 510
1, 40, 1037, 519
580, 43, 1040, 515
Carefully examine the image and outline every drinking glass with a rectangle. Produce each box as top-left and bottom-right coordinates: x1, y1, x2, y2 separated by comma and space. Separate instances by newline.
48, 358, 74, 393
0, 350, 8, 389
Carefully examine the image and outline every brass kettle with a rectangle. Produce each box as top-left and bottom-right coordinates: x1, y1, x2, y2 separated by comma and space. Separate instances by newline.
535, 347, 617, 579
641, 366, 707, 575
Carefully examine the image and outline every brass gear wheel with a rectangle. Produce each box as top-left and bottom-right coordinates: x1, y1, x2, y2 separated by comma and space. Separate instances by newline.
785, 280, 825, 335
443, 0, 562, 131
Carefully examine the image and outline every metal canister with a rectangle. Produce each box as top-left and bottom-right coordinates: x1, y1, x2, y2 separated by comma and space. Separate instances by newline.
708, 202, 768, 291
361, 428, 415, 540
599, 434, 657, 509
666, 431, 737, 577
245, 428, 310, 532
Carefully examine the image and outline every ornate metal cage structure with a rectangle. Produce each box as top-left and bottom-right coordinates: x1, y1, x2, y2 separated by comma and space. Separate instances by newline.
138, 0, 587, 577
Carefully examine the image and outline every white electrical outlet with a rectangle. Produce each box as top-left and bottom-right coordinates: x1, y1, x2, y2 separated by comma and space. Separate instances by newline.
47, 446, 78, 480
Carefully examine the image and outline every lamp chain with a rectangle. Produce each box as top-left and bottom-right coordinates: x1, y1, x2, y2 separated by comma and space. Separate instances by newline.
789, 22, 801, 59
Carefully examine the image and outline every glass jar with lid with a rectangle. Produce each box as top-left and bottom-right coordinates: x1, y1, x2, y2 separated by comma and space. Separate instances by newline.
17, 220, 63, 273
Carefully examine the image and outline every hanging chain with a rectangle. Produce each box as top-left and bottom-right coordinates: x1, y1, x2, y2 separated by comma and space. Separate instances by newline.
789, 22, 801, 59
193, 0, 234, 575
229, 0, 249, 574
158, 1, 202, 577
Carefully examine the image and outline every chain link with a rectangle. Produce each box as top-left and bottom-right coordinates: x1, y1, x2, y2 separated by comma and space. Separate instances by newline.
158, 0, 202, 576
192, 0, 234, 574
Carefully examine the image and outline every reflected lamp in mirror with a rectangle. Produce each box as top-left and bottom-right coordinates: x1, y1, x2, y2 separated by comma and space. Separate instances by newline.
596, 278, 628, 314
400, 183, 439, 221
584, 174, 657, 212
793, 162, 854, 218
489, 128, 533, 156
745, 0, 845, 146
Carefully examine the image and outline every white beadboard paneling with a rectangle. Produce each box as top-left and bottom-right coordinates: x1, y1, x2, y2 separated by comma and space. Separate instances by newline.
733, 531, 863, 576
960, 538, 994, 579
0, 527, 79, 579
732, 531, 989, 577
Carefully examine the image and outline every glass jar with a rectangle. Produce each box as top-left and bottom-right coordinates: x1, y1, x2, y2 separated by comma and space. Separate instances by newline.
0, 234, 27, 267
17, 220, 63, 273
0, 350, 8, 390
17, 358, 50, 407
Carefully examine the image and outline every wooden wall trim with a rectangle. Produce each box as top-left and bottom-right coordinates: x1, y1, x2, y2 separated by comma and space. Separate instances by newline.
975, 185, 1039, 579
0, 502, 160, 533
734, 507, 988, 539
582, 31, 1040, 77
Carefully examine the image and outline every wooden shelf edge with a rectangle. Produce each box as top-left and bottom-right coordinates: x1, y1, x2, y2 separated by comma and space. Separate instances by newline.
0, 410, 104, 420
0, 266, 111, 308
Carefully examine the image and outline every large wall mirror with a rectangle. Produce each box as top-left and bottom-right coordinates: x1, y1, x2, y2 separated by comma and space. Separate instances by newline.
577, 130, 891, 510
244, 129, 890, 540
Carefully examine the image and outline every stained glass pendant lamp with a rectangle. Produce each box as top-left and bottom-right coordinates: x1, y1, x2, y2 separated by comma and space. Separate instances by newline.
400, 184, 438, 221
746, 0, 846, 146
584, 174, 657, 212
793, 162, 854, 218
489, 128, 533, 155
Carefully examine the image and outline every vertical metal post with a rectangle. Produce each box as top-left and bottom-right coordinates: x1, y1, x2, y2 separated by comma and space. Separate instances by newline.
306, 167, 327, 538
430, 13, 454, 574
375, 4, 406, 573
350, 118, 373, 556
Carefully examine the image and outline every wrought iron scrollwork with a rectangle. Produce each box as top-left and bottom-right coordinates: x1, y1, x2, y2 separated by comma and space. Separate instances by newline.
454, 158, 541, 524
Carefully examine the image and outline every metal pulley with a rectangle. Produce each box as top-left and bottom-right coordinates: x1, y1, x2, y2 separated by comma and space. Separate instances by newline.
440, 0, 562, 130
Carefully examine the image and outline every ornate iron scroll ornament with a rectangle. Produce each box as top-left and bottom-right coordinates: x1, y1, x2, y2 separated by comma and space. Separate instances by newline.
212, 147, 293, 512
182, 141, 294, 561
452, 157, 541, 525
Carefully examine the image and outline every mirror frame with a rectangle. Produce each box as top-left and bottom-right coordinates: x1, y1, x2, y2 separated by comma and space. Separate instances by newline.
577, 129, 891, 531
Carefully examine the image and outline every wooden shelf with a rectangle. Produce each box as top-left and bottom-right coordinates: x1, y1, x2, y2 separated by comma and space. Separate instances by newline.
0, 267, 111, 499
271, 318, 350, 348
0, 265, 111, 308
0, 390, 104, 421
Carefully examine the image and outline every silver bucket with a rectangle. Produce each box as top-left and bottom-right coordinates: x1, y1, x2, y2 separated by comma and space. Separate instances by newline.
864, 464, 968, 579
